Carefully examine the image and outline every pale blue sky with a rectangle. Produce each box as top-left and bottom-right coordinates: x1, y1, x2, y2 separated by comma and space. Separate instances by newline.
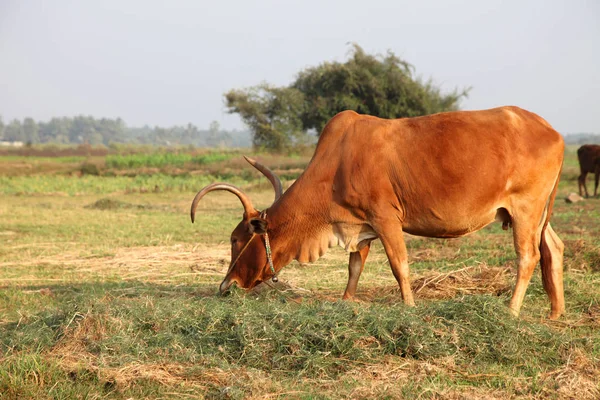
0, 0, 598, 133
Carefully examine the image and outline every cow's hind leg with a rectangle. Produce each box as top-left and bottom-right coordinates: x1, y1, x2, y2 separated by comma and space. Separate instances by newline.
594, 165, 600, 197
508, 207, 545, 317
343, 241, 371, 300
540, 223, 565, 319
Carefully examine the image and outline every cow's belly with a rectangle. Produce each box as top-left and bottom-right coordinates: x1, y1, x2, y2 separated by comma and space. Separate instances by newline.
331, 223, 378, 252
402, 207, 500, 238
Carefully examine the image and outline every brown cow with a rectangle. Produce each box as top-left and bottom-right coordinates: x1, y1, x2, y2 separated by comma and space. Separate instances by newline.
191, 106, 565, 319
577, 144, 600, 198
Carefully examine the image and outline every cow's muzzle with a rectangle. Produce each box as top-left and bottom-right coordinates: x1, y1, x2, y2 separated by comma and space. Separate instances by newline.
219, 278, 235, 294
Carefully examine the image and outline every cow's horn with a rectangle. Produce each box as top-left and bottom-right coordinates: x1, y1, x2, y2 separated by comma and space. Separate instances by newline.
244, 156, 283, 202
190, 183, 254, 223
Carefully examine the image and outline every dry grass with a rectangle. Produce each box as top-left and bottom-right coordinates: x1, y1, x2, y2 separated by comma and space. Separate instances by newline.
410, 264, 512, 299
0, 244, 228, 287
52, 323, 211, 393
541, 349, 600, 399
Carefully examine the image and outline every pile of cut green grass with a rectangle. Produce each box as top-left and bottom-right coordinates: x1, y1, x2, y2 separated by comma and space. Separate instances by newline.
1, 283, 594, 398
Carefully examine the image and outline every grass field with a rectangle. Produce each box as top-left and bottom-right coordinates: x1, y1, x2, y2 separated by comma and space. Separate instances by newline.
0, 147, 599, 399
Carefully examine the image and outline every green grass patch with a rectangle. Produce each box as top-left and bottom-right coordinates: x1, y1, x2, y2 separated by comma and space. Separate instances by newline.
104, 151, 236, 169
192, 152, 235, 165
0, 174, 249, 195
0, 155, 88, 163
84, 198, 158, 211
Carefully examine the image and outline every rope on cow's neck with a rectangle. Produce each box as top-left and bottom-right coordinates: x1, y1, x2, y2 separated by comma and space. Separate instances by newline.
228, 232, 256, 275
261, 210, 278, 283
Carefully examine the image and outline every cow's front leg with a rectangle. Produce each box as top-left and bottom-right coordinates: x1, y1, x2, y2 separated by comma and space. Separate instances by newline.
342, 241, 371, 300
377, 228, 414, 306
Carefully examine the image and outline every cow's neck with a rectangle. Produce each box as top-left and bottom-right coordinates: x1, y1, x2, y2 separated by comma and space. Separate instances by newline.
265, 177, 333, 269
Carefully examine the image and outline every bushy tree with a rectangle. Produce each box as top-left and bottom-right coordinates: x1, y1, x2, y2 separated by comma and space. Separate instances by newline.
293, 44, 469, 133
225, 83, 306, 151
225, 44, 469, 150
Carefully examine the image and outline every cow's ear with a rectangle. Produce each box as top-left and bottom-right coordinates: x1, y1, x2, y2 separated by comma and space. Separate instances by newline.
249, 217, 268, 234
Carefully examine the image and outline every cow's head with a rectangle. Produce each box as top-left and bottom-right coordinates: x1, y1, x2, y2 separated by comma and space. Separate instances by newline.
190, 157, 283, 293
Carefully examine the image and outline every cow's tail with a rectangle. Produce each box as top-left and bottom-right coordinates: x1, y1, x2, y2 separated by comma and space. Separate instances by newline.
539, 161, 565, 319
540, 161, 561, 237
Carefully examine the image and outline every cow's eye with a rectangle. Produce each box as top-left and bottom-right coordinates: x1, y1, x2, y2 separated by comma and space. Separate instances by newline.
231, 238, 237, 245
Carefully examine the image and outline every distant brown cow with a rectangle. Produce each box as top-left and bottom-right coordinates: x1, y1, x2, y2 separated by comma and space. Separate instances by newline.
191, 106, 565, 319
577, 144, 600, 197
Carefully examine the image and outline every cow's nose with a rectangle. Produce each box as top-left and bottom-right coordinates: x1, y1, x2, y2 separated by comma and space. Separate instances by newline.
219, 278, 235, 294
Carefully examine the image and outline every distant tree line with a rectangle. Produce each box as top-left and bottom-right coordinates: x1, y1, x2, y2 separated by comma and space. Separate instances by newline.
0, 115, 251, 147
564, 133, 600, 145
225, 44, 471, 151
